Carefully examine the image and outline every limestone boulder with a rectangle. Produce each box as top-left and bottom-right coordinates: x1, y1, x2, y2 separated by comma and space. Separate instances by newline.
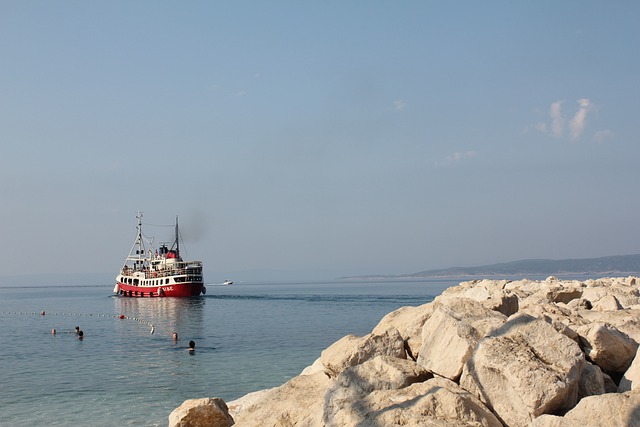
619, 346, 640, 392
576, 322, 638, 374
169, 397, 234, 427
333, 355, 432, 394
417, 298, 506, 381
581, 277, 640, 308
592, 294, 623, 311
578, 362, 605, 399
578, 309, 640, 344
436, 279, 519, 316
546, 284, 584, 304
519, 279, 585, 308
299, 357, 325, 376
324, 376, 503, 427
229, 371, 331, 426
320, 328, 405, 377
519, 301, 583, 341
531, 390, 640, 427
372, 302, 435, 360
459, 313, 585, 427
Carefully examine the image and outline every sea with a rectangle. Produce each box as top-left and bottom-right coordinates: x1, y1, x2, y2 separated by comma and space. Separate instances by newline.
0, 279, 456, 426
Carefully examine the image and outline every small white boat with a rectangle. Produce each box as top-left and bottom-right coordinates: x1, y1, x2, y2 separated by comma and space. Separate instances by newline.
223, 280, 233, 285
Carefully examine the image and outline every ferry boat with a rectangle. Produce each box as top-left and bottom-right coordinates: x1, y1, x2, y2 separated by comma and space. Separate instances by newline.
114, 213, 205, 297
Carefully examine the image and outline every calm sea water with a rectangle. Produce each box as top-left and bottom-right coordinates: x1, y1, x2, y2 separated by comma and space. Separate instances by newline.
0, 279, 455, 426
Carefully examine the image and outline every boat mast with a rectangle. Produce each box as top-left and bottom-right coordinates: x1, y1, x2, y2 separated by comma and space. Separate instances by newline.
136, 211, 145, 269
175, 215, 180, 258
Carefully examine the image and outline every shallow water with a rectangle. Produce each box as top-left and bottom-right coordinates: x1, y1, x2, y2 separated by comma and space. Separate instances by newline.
0, 279, 454, 426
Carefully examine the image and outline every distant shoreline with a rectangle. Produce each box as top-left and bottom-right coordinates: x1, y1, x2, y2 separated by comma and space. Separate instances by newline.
339, 254, 640, 281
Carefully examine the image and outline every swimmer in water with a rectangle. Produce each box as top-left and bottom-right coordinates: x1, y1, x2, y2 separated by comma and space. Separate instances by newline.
188, 340, 195, 352
172, 332, 178, 341
78, 330, 84, 340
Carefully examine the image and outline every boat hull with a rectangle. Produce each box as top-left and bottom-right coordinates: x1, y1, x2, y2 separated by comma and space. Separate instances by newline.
115, 281, 204, 297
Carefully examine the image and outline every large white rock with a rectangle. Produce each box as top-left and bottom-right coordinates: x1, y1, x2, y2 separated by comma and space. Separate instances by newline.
169, 397, 234, 427
581, 277, 640, 308
578, 361, 605, 399
437, 279, 519, 316
332, 355, 432, 393
576, 322, 638, 374
619, 346, 640, 392
518, 301, 582, 341
577, 309, 640, 345
592, 294, 623, 311
417, 298, 506, 380
459, 313, 585, 427
320, 328, 405, 377
531, 390, 640, 427
372, 302, 435, 360
325, 376, 503, 427
229, 371, 331, 426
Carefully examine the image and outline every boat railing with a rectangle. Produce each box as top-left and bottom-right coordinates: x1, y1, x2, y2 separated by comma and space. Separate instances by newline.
121, 261, 202, 279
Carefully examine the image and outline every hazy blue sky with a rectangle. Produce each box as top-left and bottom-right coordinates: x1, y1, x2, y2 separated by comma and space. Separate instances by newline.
1, 1, 639, 281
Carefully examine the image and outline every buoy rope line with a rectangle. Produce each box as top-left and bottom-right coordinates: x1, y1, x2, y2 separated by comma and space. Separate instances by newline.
0, 311, 156, 334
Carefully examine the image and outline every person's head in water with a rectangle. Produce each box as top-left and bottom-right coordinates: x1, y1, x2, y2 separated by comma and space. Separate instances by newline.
78, 330, 84, 340
75, 326, 80, 334
188, 340, 195, 351
172, 332, 178, 341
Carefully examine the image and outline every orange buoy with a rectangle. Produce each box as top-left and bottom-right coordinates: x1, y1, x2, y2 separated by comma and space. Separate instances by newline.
118, 315, 125, 319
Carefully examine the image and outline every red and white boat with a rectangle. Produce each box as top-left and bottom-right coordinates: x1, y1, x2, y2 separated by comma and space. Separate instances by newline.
114, 213, 205, 297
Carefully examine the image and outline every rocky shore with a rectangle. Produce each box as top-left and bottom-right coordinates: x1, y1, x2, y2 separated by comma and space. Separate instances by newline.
169, 277, 640, 426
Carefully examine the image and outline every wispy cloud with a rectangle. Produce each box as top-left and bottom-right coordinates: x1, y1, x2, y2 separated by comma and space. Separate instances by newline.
393, 100, 407, 111
550, 100, 565, 138
593, 129, 614, 143
569, 98, 591, 140
446, 150, 477, 162
529, 98, 603, 142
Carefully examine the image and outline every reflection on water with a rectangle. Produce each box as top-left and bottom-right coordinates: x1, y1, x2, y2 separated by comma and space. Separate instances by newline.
113, 296, 206, 339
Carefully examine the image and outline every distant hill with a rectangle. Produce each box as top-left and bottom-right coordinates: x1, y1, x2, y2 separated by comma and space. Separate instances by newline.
342, 254, 640, 280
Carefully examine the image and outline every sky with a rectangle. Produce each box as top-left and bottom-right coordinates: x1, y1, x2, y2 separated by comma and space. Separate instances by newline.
1, 1, 639, 282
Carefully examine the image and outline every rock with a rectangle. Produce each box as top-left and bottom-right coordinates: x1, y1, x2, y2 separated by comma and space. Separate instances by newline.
300, 357, 325, 376
417, 298, 506, 381
531, 390, 640, 427
230, 372, 331, 426
519, 301, 582, 341
325, 376, 503, 427
177, 276, 640, 427
320, 328, 405, 377
619, 346, 640, 392
437, 279, 519, 316
578, 309, 640, 344
581, 278, 640, 309
460, 313, 585, 427
576, 322, 638, 374
372, 302, 435, 360
333, 355, 432, 393
578, 362, 605, 399
592, 294, 623, 311
169, 397, 234, 427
